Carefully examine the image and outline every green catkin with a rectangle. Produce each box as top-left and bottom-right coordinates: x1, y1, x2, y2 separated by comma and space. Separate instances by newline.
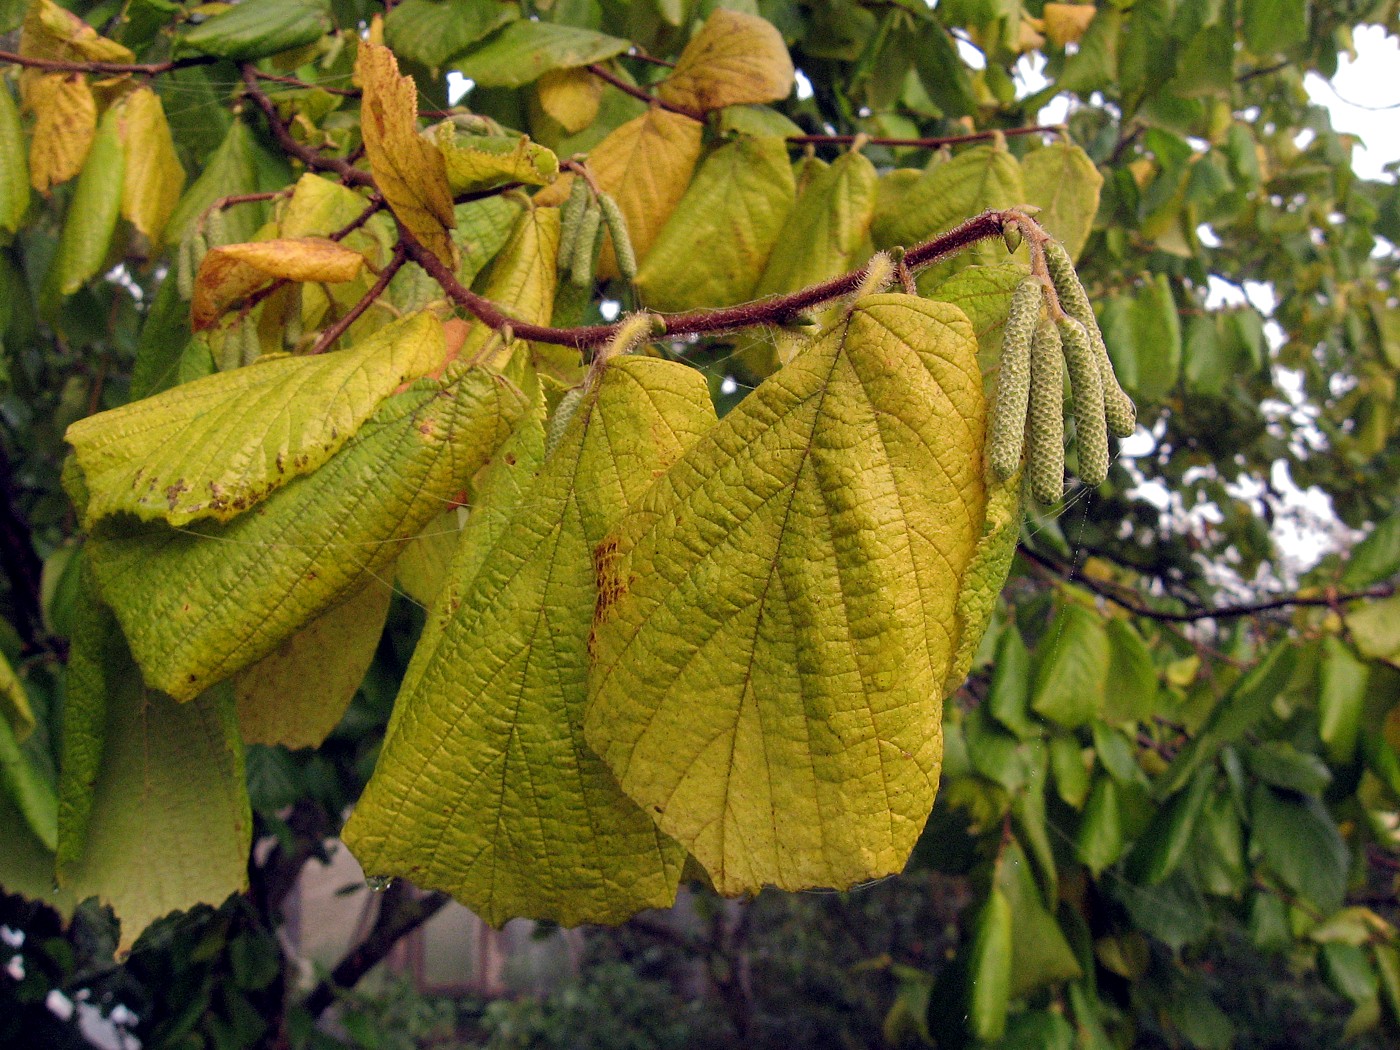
545, 387, 585, 458
1026, 318, 1066, 506
988, 277, 1042, 480
176, 233, 196, 300
239, 312, 260, 367
570, 198, 602, 287
597, 191, 636, 281
1044, 240, 1136, 438
557, 177, 590, 266
1057, 316, 1110, 487
204, 205, 228, 248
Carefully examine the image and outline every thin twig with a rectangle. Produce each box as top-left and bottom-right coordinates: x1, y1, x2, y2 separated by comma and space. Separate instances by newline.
585, 62, 702, 120
0, 49, 215, 76
309, 245, 407, 354
250, 68, 360, 97
241, 65, 375, 188
787, 125, 1065, 149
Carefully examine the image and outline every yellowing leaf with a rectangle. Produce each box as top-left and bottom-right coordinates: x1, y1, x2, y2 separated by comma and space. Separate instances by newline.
0, 83, 29, 237
754, 148, 876, 296
461, 205, 560, 367
427, 121, 559, 193
19, 0, 133, 77
656, 9, 794, 113
587, 108, 704, 280
1020, 142, 1103, 262
235, 578, 393, 748
67, 312, 448, 527
26, 73, 96, 194
114, 86, 186, 246
636, 136, 795, 312
586, 296, 988, 895
346, 356, 717, 926
86, 365, 526, 701
60, 645, 249, 952
191, 237, 366, 329
536, 67, 604, 134
355, 41, 456, 264
396, 509, 465, 606
45, 103, 123, 299
1043, 2, 1101, 46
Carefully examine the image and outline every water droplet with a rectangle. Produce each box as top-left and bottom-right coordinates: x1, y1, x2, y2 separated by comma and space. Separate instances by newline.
365, 875, 394, 893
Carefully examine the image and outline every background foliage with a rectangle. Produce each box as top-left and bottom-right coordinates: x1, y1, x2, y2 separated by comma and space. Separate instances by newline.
2, 0, 1400, 1047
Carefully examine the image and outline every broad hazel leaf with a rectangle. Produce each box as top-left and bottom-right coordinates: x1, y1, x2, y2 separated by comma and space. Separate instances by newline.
355, 41, 456, 265
67, 312, 448, 527
24, 73, 95, 194
586, 295, 988, 895
177, 0, 331, 61
86, 364, 526, 701
635, 136, 796, 312
1020, 142, 1102, 263
655, 10, 794, 113
0, 704, 55, 851
461, 205, 560, 367
346, 356, 716, 926
587, 108, 705, 280
384, 0, 519, 72
44, 104, 123, 299
395, 509, 465, 607
0, 82, 29, 237
280, 173, 377, 240
929, 262, 1030, 369
452, 21, 629, 88
235, 577, 394, 749
59, 617, 249, 953
754, 148, 877, 297
1031, 602, 1109, 728
164, 120, 261, 247
427, 121, 559, 193
0, 785, 69, 914
114, 86, 186, 246
535, 67, 605, 134
191, 237, 367, 330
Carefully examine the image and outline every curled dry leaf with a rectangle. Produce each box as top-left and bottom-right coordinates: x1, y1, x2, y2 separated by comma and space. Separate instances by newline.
191, 237, 366, 330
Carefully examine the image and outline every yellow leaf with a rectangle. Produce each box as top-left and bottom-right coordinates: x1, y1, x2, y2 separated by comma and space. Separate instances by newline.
461, 206, 560, 368
755, 148, 876, 296
114, 86, 186, 245
0, 84, 29, 237
1042, 3, 1099, 46
586, 296, 988, 895
19, 0, 133, 88
235, 578, 394, 749
25, 73, 96, 193
587, 108, 704, 280
354, 41, 456, 264
536, 67, 604, 134
191, 237, 366, 330
656, 9, 794, 113
1020, 142, 1103, 263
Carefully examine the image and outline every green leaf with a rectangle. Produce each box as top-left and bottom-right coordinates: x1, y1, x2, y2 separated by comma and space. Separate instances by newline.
1244, 740, 1332, 796
754, 148, 876, 296
988, 625, 1038, 739
1091, 720, 1147, 786
67, 312, 448, 527
996, 839, 1081, 996
453, 21, 630, 87
967, 888, 1014, 1042
59, 639, 250, 953
395, 509, 464, 607
1241, 0, 1308, 56
1050, 731, 1091, 808
1020, 142, 1103, 263
1124, 766, 1210, 884
1120, 275, 1181, 401
1318, 637, 1369, 764
86, 365, 525, 701
1347, 593, 1400, 665
384, 0, 519, 70
0, 702, 55, 851
461, 206, 560, 366
0, 81, 29, 239
1103, 618, 1157, 723
234, 577, 393, 749
908, 17, 977, 119
44, 104, 124, 302
347, 357, 715, 925
0, 647, 33, 740
927, 261, 1028, 366
164, 120, 262, 248
998, 1011, 1076, 1050
1076, 774, 1124, 874
949, 469, 1023, 693
1342, 516, 1400, 589
636, 136, 795, 312
0, 784, 69, 912
428, 123, 559, 194
587, 296, 988, 895
57, 560, 115, 867
179, 0, 331, 60
966, 706, 1029, 793
1032, 602, 1109, 728
1251, 784, 1348, 914
1193, 791, 1247, 898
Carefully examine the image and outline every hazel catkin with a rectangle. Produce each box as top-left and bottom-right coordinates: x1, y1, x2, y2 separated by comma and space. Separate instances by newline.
988, 277, 1042, 480
1026, 318, 1065, 506
1057, 316, 1110, 487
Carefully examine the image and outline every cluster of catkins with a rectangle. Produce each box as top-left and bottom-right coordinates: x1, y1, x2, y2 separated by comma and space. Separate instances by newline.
989, 240, 1136, 504
558, 174, 635, 286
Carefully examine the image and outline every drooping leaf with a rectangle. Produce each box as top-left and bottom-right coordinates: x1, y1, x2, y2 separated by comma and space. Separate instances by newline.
966, 888, 1014, 1041
280, 173, 375, 240
1103, 617, 1158, 723
24, 73, 96, 194
1241, 0, 1308, 56
44, 103, 123, 302
235, 578, 393, 749
190, 237, 367, 330
947, 469, 1023, 693
0, 648, 33, 741
1342, 516, 1400, 589
0, 785, 68, 912
67, 312, 448, 526
587, 108, 705, 280
1050, 732, 1091, 808
1076, 774, 1124, 874
428, 122, 559, 194
1124, 766, 1211, 885
461, 205, 560, 367
86, 365, 525, 701
1318, 637, 1368, 764
384, 0, 519, 71
355, 41, 456, 264
19, 0, 132, 73
988, 625, 1038, 739
635, 136, 795, 312
164, 120, 261, 248
347, 356, 716, 925
0, 704, 55, 851
114, 86, 186, 246
57, 560, 114, 867
754, 148, 877, 296
452, 21, 630, 87
655, 9, 794, 113
587, 295, 987, 894
0, 82, 29, 237
1106, 275, 1181, 401
1021, 142, 1103, 262
1032, 601, 1109, 728
178, 0, 331, 60
59, 645, 250, 953
1347, 593, 1400, 666
1251, 784, 1348, 914
996, 839, 1081, 995
396, 509, 465, 607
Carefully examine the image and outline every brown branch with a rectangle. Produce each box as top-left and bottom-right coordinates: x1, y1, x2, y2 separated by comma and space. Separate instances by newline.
241, 64, 375, 189
0, 49, 215, 76
250, 68, 359, 97
585, 62, 702, 120
400, 208, 1013, 350
787, 125, 1065, 149
309, 245, 407, 354
1019, 545, 1397, 623
302, 882, 450, 1018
